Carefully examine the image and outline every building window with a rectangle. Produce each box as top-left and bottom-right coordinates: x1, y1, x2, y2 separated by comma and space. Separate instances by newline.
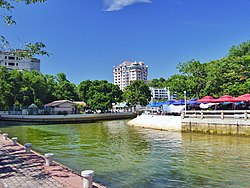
8, 62, 15, 66
16, 63, 18, 66
8, 56, 15, 60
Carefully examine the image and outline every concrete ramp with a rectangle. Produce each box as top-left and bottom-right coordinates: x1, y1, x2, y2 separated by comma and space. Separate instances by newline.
127, 114, 182, 131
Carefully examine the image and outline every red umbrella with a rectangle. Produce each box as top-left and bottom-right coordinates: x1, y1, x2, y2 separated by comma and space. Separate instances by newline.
234, 94, 250, 102
211, 95, 236, 103
239, 94, 250, 98
197, 96, 215, 103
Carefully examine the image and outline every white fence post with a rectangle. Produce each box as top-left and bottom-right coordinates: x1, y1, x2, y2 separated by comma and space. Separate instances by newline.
3, 133, 8, 140
24, 143, 32, 153
244, 111, 248, 120
221, 111, 224, 119
44, 153, 54, 166
201, 111, 204, 119
81, 170, 94, 188
181, 111, 185, 119
12, 137, 18, 145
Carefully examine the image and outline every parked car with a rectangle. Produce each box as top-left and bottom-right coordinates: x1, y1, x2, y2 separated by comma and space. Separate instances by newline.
85, 110, 94, 114
144, 111, 151, 115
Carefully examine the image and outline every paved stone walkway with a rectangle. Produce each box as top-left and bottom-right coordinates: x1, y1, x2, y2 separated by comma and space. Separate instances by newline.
0, 134, 105, 188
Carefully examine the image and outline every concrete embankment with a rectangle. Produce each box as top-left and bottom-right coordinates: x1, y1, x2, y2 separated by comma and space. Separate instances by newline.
127, 114, 182, 131
182, 117, 250, 136
0, 112, 136, 124
182, 110, 250, 136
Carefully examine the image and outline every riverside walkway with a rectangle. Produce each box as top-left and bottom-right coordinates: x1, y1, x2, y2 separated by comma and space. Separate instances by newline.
0, 134, 105, 188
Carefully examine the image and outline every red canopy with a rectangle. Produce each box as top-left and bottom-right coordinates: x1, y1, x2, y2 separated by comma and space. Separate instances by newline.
197, 96, 215, 103
234, 94, 250, 102
239, 94, 250, 97
211, 95, 236, 103
198, 94, 250, 103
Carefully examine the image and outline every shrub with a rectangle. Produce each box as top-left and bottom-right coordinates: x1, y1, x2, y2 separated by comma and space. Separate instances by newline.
62, 111, 68, 115
57, 111, 63, 115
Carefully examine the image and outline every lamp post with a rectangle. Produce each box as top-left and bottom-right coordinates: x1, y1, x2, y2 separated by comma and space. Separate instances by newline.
167, 87, 170, 101
184, 90, 187, 114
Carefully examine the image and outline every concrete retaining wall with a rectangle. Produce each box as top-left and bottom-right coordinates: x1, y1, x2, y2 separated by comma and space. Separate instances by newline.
128, 114, 250, 136
182, 118, 250, 136
0, 112, 136, 124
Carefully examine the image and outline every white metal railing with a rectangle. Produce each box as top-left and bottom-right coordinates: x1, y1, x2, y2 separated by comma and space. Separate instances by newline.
182, 110, 250, 120
0, 111, 9, 115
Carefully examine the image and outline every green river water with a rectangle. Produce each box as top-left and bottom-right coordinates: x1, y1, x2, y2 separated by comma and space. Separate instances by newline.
1, 120, 250, 188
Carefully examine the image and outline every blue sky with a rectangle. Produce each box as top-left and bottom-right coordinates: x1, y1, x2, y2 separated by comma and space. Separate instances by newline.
2, 0, 250, 84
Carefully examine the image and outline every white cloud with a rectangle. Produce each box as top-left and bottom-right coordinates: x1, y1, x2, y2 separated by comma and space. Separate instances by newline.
104, 0, 152, 11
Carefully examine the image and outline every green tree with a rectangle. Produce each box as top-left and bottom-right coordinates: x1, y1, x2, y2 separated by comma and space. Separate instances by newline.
177, 59, 207, 99
228, 41, 250, 57
20, 70, 44, 107
202, 60, 224, 97
55, 73, 78, 101
0, 66, 12, 109
9, 69, 23, 107
10, 71, 58, 108
44, 74, 58, 103
147, 77, 166, 88
165, 74, 188, 99
123, 80, 151, 107
164, 41, 250, 99
77, 80, 92, 102
203, 51, 250, 97
85, 80, 123, 111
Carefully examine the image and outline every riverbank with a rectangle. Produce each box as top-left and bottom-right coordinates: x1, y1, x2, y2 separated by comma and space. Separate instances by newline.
127, 114, 182, 131
0, 112, 136, 124
0, 133, 106, 188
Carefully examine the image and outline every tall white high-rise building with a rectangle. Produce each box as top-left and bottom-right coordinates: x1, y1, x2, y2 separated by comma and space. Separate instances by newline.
113, 61, 148, 90
0, 51, 40, 72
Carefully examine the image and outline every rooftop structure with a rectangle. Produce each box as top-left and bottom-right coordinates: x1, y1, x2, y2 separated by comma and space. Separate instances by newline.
113, 61, 148, 90
0, 51, 40, 72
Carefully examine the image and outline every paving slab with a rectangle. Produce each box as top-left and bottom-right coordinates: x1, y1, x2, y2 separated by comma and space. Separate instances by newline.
0, 134, 105, 188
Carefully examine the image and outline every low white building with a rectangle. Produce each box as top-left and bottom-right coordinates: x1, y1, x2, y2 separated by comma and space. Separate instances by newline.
150, 87, 170, 100
0, 51, 40, 72
44, 100, 77, 115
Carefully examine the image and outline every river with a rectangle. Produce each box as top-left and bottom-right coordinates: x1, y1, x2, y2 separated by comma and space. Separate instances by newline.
1, 120, 250, 188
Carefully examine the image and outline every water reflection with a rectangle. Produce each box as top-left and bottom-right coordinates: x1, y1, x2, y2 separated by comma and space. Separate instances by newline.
1, 120, 250, 188
180, 133, 250, 188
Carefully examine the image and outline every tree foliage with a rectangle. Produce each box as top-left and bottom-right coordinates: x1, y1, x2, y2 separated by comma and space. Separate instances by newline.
228, 41, 250, 57
0, 68, 123, 111
55, 73, 78, 101
177, 59, 207, 99
123, 80, 151, 106
77, 80, 123, 111
147, 78, 166, 88
164, 74, 188, 99
1, 0, 46, 25
160, 40, 250, 99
